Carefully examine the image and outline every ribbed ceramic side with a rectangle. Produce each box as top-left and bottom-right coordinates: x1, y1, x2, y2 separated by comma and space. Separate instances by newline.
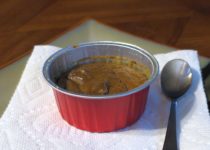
53, 87, 149, 132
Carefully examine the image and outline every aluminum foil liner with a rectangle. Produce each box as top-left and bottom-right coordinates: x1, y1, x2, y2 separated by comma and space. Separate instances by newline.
43, 41, 159, 99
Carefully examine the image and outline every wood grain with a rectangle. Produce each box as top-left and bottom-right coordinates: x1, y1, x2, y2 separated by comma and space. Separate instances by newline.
0, 0, 210, 68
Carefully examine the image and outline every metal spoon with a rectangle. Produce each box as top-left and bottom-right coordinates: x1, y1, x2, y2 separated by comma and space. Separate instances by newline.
161, 59, 192, 150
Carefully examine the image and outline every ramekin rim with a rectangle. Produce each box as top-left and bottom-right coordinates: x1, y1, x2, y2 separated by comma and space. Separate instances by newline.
42, 41, 159, 100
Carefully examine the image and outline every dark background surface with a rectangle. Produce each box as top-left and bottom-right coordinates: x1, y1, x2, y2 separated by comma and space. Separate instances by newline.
0, 0, 210, 68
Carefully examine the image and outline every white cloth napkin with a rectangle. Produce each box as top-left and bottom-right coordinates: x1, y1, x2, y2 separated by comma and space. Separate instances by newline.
0, 45, 210, 150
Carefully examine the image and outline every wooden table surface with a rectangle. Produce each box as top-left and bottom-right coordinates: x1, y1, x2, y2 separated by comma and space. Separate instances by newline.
1, 0, 210, 68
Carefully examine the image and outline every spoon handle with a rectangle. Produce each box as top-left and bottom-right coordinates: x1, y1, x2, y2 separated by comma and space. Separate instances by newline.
163, 101, 178, 150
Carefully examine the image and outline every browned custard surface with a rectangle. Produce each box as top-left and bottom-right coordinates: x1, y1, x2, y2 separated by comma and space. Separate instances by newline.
58, 56, 150, 95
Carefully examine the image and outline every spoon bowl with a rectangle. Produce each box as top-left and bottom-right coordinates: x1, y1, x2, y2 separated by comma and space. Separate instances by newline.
161, 59, 192, 99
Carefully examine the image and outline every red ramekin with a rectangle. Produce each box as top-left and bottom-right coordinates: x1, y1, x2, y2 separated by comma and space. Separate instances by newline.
43, 41, 159, 132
